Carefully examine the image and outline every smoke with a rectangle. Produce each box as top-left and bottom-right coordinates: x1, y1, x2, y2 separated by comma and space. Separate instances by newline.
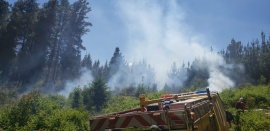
202, 52, 236, 92
59, 67, 93, 97
115, 0, 201, 87
57, 0, 241, 94
112, 0, 237, 91
107, 60, 156, 89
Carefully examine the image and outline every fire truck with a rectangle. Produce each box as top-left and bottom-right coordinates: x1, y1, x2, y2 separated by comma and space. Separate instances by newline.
90, 88, 231, 131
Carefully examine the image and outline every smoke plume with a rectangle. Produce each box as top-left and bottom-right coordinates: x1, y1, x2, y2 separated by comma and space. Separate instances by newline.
59, 67, 93, 97
113, 0, 236, 91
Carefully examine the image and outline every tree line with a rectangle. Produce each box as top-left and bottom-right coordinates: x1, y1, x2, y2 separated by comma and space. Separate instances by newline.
1, 0, 270, 96
0, 0, 156, 94
165, 32, 270, 93
221, 32, 270, 85
0, 0, 91, 92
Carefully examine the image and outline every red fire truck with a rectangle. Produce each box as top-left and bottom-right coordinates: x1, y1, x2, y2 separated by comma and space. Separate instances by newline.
90, 88, 231, 131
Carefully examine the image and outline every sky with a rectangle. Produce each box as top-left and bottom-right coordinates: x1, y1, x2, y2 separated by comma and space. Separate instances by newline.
7, 0, 270, 91
84, 0, 270, 89
85, 0, 270, 64
80, 0, 270, 91
7, 0, 270, 64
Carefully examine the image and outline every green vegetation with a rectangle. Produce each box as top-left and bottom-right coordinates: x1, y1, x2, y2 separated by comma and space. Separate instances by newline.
220, 84, 270, 109
101, 85, 163, 114
102, 96, 138, 114
0, 91, 89, 130
239, 110, 270, 131
0, 84, 270, 130
220, 84, 270, 131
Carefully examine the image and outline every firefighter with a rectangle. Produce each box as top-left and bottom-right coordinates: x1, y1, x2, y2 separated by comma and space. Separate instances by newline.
235, 97, 246, 112
235, 97, 246, 131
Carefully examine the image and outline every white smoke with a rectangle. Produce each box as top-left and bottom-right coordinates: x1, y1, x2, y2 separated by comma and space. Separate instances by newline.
107, 60, 156, 90
202, 52, 235, 92
112, 0, 236, 91
59, 67, 93, 97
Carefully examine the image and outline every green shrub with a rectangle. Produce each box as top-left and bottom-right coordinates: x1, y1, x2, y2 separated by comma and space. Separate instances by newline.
0, 89, 17, 106
43, 108, 89, 130
146, 91, 165, 100
220, 84, 270, 131
0, 91, 89, 130
101, 91, 166, 115
220, 84, 270, 109
239, 110, 270, 131
102, 96, 139, 114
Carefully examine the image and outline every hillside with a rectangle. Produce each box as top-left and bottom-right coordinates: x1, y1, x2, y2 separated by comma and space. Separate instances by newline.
1, 84, 270, 130
219, 84, 270, 131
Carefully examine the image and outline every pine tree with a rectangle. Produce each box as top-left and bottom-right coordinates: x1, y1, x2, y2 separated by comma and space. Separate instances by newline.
91, 77, 109, 112
0, 0, 9, 39
70, 87, 83, 109
102, 61, 110, 82
168, 62, 178, 85
81, 54, 92, 70
92, 60, 101, 79
184, 58, 209, 89
135, 84, 147, 98
29, 0, 58, 86
109, 47, 125, 76
249, 39, 260, 81
266, 34, 270, 82
225, 39, 243, 64
45, 0, 70, 87
5, 0, 39, 86
167, 62, 187, 92
0, 0, 11, 81
82, 84, 93, 111
258, 32, 270, 83
60, 0, 91, 81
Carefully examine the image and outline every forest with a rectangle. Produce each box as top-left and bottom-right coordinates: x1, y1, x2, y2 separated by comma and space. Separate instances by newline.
1, 0, 270, 130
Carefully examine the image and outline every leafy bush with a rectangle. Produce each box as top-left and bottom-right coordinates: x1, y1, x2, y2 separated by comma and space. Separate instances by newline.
101, 91, 166, 115
41, 108, 89, 130
220, 84, 270, 109
220, 84, 270, 130
69, 87, 84, 109
0, 89, 17, 106
102, 96, 139, 114
0, 91, 89, 130
44, 94, 68, 108
238, 110, 270, 131
145, 91, 165, 100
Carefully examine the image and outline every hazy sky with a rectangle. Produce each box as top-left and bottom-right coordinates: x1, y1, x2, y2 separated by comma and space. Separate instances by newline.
8, 0, 270, 64
83, 0, 270, 88
85, 0, 270, 64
